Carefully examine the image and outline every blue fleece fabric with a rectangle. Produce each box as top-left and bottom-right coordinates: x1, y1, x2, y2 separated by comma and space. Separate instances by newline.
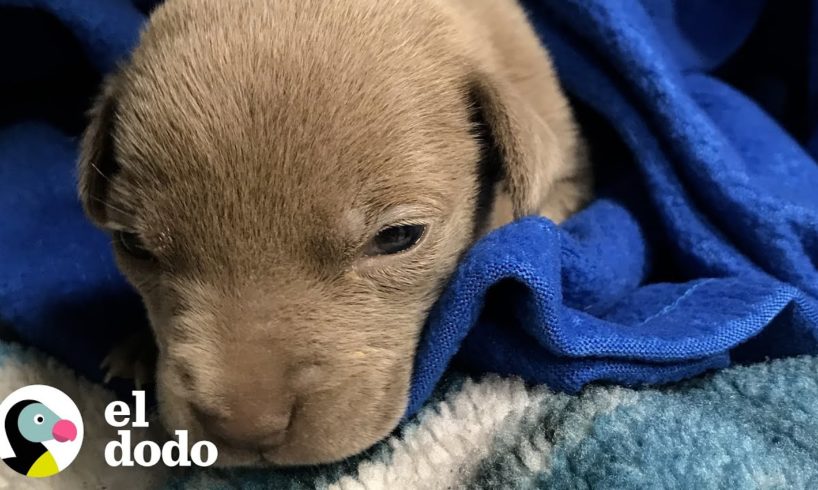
0, 1, 817, 418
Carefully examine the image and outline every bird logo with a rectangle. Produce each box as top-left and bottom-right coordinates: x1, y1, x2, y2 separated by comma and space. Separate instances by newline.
0, 385, 83, 478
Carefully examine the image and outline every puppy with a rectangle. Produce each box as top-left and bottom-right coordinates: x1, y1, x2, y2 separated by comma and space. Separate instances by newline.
78, 0, 590, 466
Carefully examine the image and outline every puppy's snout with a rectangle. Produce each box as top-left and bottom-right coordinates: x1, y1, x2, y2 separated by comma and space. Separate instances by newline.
184, 342, 297, 450
192, 400, 292, 450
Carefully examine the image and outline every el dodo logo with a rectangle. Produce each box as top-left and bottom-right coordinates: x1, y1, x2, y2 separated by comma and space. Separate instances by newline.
104, 391, 217, 468
0, 385, 82, 478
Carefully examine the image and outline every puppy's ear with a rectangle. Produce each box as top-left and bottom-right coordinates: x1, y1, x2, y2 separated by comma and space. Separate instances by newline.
77, 73, 122, 226
467, 71, 574, 220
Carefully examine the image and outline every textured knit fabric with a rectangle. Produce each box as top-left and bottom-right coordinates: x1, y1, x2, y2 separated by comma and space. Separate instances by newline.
0, 0, 817, 420
3, 340, 817, 489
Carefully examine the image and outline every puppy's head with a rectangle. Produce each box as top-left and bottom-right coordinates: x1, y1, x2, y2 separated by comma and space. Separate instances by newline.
78, 0, 579, 466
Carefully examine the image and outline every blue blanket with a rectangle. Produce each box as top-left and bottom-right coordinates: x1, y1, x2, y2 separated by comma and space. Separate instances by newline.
1, 0, 817, 421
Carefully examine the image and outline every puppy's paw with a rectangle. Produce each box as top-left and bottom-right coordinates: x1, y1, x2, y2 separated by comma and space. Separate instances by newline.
101, 330, 158, 389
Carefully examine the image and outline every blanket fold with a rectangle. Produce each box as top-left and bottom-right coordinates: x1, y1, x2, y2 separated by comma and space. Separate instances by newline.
410, 0, 818, 414
1, 0, 817, 420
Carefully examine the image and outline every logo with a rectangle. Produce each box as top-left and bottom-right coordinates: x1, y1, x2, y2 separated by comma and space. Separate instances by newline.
0, 385, 83, 478
104, 391, 217, 467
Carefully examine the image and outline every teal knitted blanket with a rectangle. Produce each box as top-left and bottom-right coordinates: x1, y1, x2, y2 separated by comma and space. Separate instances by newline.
1, 340, 815, 489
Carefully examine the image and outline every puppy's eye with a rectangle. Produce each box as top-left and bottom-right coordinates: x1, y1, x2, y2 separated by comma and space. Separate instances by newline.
114, 231, 154, 260
364, 224, 427, 256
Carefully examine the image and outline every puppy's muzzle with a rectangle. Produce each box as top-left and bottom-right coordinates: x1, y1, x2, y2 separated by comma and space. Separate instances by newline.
191, 400, 293, 450
182, 342, 297, 451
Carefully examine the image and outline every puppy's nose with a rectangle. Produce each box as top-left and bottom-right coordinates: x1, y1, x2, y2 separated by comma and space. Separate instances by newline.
189, 342, 296, 449
192, 400, 292, 450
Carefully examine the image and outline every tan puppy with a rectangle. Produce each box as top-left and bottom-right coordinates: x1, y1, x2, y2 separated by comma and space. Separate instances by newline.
78, 0, 590, 466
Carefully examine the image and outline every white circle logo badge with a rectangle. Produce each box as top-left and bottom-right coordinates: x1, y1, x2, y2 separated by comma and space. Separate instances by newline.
0, 385, 84, 478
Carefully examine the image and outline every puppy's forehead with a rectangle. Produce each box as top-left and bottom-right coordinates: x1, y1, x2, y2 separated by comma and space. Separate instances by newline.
107, 0, 482, 269
113, 75, 467, 224
112, 82, 473, 270
114, 0, 469, 178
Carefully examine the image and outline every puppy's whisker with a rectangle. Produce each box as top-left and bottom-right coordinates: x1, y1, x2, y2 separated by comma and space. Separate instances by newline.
90, 196, 133, 221
90, 163, 115, 183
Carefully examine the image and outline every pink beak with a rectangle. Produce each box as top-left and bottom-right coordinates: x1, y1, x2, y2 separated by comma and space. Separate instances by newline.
52, 419, 77, 442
